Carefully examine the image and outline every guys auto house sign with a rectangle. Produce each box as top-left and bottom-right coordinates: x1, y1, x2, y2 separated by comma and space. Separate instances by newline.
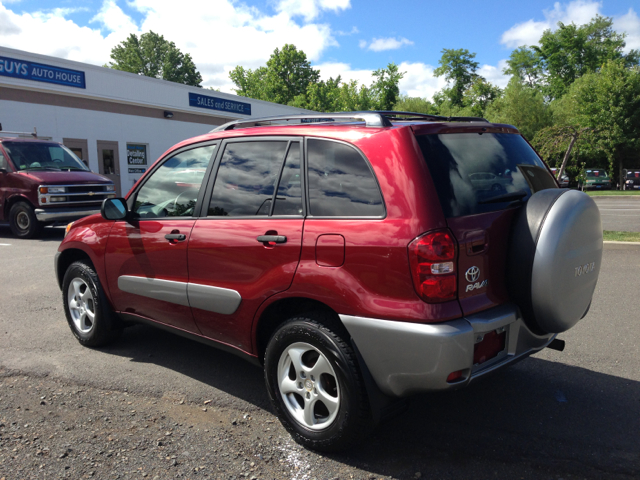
0, 55, 86, 89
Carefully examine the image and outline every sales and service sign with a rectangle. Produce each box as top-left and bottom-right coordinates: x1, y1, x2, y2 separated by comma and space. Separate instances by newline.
0, 55, 86, 89
189, 92, 251, 116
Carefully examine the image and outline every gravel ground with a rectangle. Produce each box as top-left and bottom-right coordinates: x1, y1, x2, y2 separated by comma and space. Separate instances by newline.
0, 369, 376, 480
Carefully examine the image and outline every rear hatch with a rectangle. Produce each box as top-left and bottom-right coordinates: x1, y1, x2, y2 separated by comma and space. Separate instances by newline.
413, 125, 557, 316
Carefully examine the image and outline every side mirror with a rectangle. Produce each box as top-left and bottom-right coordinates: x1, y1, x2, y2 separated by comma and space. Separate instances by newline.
101, 198, 128, 220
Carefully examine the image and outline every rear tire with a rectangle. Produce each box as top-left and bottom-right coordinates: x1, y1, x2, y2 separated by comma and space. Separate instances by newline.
264, 313, 373, 452
9, 201, 41, 239
62, 260, 122, 347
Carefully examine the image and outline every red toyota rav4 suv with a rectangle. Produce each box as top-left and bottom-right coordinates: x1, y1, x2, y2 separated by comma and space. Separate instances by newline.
56, 112, 603, 451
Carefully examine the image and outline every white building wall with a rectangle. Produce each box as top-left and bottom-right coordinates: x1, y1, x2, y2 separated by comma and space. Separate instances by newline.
1, 99, 216, 193
0, 46, 313, 196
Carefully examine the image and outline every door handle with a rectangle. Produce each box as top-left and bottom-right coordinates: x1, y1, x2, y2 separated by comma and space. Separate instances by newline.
257, 235, 287, 244
165, 233, 186, 242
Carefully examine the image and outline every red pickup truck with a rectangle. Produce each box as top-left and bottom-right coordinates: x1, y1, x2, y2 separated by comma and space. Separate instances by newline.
0, 135, 115, 238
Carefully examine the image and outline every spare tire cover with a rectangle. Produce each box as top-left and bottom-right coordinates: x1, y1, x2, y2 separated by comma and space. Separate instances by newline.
507, 189, 603, 334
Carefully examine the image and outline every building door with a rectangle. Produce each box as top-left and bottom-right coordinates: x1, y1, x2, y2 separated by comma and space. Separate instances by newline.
96, 140, 121, 196
63, 138, 89, 168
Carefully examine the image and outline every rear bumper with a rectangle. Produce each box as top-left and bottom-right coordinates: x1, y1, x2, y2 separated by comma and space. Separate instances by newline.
34, 207, 100, 223
341, 303, 554, 397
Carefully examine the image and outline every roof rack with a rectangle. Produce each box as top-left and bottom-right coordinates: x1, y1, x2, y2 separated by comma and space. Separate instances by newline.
0, 126, 38, 138
209, 110, 488, 133
211, 112, 393, 132
376, 111, 488, 123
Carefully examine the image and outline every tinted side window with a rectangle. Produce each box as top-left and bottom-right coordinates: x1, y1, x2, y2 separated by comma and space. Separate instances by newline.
307, 139, 383, 217
273, 142, 302, 216
133, 145, 216, 218
208, 141, 288, 217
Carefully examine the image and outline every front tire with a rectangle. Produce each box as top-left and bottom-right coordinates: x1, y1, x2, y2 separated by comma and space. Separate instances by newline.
62, 261, 121, 347
264, 313, 372, 451
9, 201, 41, 238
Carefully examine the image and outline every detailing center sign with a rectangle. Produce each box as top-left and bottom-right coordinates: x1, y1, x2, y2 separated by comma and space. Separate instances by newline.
0, 55, 86, 89
127, 144, 147, 174
189, 92, 251, 116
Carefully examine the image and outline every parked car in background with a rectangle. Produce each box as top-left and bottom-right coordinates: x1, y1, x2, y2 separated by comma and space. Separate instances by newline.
580, 168, 612, 191
56, 111, 603, 451
550, 168, 570, 188
623, 169, 640, 190
0, 134, 115, 238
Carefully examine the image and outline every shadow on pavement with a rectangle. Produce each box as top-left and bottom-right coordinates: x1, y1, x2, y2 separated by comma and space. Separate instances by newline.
0, 224, 66, 242
100, 323, 640, 479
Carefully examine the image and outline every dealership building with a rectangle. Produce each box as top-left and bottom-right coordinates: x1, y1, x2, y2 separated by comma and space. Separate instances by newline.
0, 46, 310, 196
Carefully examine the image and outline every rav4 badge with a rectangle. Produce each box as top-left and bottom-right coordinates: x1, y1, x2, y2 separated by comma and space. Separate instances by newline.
466, 279, 488, 292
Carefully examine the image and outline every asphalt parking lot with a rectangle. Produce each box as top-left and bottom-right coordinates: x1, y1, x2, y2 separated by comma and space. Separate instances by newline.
0, 219, 639, 479
593, 195, 640, 232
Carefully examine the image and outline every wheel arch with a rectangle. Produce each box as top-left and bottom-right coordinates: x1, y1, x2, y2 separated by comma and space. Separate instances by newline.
254, 297, 348, 364
56, 248, 95, 290
4, 194, 35, 219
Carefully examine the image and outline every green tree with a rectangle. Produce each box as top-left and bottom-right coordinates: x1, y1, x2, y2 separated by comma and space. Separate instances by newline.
109, 31, 202, 86
463, 77, 502, 117
534, 15, 640, 99
393, 96, 438, 114
503, 47, 544, 89
433, 48, 480, 107
485, 78, 552, 140
550, 60, 640, 185
370, 63, 404, 110
230, 44, 320, 105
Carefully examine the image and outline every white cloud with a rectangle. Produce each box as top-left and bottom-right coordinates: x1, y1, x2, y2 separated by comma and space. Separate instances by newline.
501, 0, 602, 48
397, 62, 448, 100
0, 0, 341, 92
316, 61, 374, 86
478, 59, 510, 89
91, 0, 138, 33
275, 0, 350, 22
615, 8, 640, 51
362, 36, 414, 52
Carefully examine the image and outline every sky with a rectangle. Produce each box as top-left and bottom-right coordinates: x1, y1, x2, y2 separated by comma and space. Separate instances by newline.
1, 0, 639, 100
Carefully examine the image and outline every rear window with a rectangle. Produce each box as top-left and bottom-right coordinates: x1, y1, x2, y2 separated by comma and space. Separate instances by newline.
416, 133, 556, 218
627, 171, 640, 178
586, 170, 608, 178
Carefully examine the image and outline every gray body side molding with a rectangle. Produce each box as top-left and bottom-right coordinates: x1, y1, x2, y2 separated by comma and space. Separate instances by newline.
118, 276, 241, 315
118, 276, 189, 307
187, 283, 242, 315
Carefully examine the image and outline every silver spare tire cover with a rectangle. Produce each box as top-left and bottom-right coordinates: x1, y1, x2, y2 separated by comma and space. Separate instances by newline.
507, 189, 603, 334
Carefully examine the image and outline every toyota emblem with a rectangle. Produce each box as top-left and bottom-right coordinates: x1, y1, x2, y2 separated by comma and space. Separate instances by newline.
465, 266, 480, 283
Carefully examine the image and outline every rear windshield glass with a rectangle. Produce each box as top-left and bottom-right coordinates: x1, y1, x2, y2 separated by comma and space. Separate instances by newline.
626, 171, 640, 178
586, 170, 608, 178
416, 133, 556, 218
3, 142, 89, 172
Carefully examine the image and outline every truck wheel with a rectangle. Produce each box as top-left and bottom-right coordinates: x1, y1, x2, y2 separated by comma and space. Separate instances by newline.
264, 313, 373, 451
9, 201, 41, 238
507, 189, 603, 334
62, 260, 122, 347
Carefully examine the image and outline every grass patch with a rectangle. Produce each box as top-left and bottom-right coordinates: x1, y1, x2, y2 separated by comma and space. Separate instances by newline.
587, 190, 640, 196
603, 230, 640, 242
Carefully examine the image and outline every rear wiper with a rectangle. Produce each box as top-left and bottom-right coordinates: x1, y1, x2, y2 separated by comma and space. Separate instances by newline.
478, 190, 528, 204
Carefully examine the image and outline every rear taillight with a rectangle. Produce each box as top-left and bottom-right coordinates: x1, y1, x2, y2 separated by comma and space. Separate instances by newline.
408, 230, 457, 303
